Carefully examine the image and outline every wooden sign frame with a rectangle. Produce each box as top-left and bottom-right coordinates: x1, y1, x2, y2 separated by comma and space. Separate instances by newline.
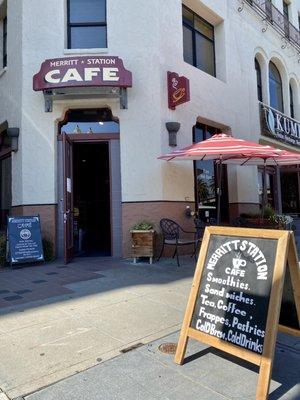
174, 226, 300, 400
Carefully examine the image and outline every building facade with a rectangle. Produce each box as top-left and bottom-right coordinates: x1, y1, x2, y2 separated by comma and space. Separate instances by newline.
0, 0, 299, 260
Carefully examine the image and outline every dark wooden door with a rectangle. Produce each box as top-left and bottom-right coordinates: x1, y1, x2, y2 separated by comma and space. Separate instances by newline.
62, 133, 74, 264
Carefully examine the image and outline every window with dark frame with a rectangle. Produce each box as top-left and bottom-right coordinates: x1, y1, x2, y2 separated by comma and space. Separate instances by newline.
3, 16, 7, 68
193, 124, 229, 222
255, 58, 263, 102
269, 62, 284, 113
290, 84, 295, 119
182, 5, 215, 77
67, 0, 107, 49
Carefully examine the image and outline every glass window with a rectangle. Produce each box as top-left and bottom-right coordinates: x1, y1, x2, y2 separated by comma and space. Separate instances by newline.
281, 172, 299, 214
290, 84, 294, 119
258, 170, 274, 208
269, 62, 284, 112
69, 26, 106, 49
182, 5, 215, 77
193, 124, 229, 222
183, 25, 193, 66
182, 6, 193, 27
194, 16, 214, 40
255, 58, 263, 102
195, 34, 215, 76
3, 17, 7, 68
67, 0, 107, 49
69, 0, 106, 23
60, 108, 119, 134
193, 124, 220, 215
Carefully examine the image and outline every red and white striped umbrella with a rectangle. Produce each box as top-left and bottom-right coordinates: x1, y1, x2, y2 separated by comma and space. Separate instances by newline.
158, 133, 300, 224
222, 148, 300, 166
158, 133, 281, 162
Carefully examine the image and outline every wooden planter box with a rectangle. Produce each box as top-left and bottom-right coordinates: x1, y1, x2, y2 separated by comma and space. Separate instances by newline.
130, 229, 155, 264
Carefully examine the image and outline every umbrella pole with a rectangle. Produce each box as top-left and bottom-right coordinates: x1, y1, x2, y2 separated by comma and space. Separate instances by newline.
216, 159, 222, 225
261, 160, 267, 220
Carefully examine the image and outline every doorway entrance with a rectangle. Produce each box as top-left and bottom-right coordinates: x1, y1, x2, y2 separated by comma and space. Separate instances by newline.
73, 142, 111, 256
58, 108, 121, 263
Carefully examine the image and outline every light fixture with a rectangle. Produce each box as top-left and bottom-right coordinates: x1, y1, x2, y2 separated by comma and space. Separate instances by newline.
7, 128, 20, 152
99, 122, 104, 125
165, 122, 180, 147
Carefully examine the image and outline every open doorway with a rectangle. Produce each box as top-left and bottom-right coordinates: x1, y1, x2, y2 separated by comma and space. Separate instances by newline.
73, 142, 111, 256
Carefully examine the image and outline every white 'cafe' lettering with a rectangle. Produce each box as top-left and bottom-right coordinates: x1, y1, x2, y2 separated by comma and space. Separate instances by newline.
44, 67, 120, 84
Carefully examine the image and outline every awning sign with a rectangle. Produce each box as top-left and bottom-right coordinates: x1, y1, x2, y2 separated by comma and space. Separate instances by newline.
261, 103, 300, 148
167, 71, 190, 110
33, 56, 132, 91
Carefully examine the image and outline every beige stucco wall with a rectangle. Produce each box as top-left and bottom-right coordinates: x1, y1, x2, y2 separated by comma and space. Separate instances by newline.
0, 0, 299, 212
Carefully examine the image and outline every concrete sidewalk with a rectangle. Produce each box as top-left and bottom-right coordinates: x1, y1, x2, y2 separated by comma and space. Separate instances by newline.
22, 330, 300, 400
0, 256, 195, 398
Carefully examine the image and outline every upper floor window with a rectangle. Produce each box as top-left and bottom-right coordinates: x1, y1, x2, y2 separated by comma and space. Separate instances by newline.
290, 84, 295, 119
67, 0, 107, 49
182, 5, 215, 77
3, 16, 7, 68
269, 62, 284, 112
255, 58, 262, 102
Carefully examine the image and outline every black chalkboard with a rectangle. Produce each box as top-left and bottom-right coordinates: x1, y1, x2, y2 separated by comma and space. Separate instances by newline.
175, 227, 300, 400
191, 235, 277, 354
7, 216, 44, 265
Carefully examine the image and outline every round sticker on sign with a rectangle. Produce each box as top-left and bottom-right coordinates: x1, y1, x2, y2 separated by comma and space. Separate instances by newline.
20, 229, 31, 240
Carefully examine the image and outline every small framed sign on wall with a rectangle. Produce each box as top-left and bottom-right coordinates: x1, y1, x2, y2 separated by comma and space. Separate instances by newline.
175, 226, 300, 400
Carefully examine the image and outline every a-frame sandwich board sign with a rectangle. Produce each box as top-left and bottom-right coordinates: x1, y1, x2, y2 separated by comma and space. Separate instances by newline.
174, 226, 300, 400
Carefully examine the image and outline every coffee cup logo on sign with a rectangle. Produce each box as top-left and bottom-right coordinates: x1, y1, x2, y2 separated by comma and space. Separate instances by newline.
232, 253, 247, 269
20, 229, 32, 240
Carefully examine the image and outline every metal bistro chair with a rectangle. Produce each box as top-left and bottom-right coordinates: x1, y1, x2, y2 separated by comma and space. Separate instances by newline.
158, 218, 202, 267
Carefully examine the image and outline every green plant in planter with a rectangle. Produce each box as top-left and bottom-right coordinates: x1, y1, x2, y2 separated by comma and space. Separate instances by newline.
263, 204, 276, 220
268, 214, 288, 229
131, 220, 154, 231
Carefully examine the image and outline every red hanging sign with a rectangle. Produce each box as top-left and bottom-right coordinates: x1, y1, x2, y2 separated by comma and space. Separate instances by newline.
167, 71, 190, 110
